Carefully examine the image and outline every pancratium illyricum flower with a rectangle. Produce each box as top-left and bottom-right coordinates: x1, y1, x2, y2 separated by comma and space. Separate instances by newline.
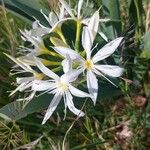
59, 0, 108, 41
32, 57, 92, 124
4, 0, 124, 125
52, 27, 124, 103
5, 53, 44, 104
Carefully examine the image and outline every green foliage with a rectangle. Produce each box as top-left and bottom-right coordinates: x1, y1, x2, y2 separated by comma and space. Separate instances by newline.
3, 0, 49, 25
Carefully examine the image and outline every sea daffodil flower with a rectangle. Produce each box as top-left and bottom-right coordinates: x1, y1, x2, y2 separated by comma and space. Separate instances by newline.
52, 27, 124, 104
33, 58, 92, 124
5, 53, 44, 103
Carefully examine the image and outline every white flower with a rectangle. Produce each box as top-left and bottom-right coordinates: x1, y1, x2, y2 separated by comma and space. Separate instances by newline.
18, 29, 61, 66
5, 53, 44, 102
59, 0, 108, 41
52, 27, 124, 104
30, 5, 72, 37
33, 57, 92, 124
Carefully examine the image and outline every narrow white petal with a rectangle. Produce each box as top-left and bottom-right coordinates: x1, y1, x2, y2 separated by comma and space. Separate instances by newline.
32, 20, 39, 29
20, 30, 39, 47
17, 91, 36, 102
61, 55, 72, 73
49, 12, 58, 26
35, 58, 59, 80
49, 18, 73, 33
87, 70, 98, 104
61, 68, 84, 83
99, 32, 108, 42
32, 80, 55, 91
69, 85, 90, 98
9, 83, 26, 96
59, 5, 65, 20
99, 18, 111, 22
82, 27, 93, 59
88, 10, 99, 40
59, 0, 75, 18
40, 9, 50, 24
77, 0, 84, 18
4, 53, 33, 73
65, 91, 85, 117
92, 37, 123, 63
30, 27, 50, 37
93, 68, 118, 87
95, 65, 124, 77
42, 93, 62, 124
19, 82, 33, 92
52, 46, 82, 60
17, 77, 34, 84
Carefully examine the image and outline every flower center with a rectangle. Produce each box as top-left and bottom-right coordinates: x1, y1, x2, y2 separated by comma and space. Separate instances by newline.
57, 81, 69, 93
85, 59, 94, 70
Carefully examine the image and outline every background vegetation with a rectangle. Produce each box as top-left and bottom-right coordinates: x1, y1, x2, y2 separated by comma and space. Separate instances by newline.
0, 0, 150, 149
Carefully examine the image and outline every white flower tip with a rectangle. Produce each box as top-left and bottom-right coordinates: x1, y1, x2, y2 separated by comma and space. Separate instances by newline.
40, 9, 43, 13
42, 120, 46, 125
90, 95, 97, 105
117, 37, 124, 43
78, 111, 85, 117
9, 92, 13, 97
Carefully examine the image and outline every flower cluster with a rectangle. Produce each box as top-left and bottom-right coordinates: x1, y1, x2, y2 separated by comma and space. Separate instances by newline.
6, 0, 124, 124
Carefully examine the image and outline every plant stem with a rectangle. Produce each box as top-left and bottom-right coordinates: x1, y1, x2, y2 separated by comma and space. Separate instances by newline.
56, 27, 67, 45
75, 20, 81, 51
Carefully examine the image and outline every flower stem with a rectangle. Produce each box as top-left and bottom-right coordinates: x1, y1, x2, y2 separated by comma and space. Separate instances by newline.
56, 27, 67, 45
75, 20, 81, 51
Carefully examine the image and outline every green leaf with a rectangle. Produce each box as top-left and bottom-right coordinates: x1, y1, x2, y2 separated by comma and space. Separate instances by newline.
102, 0, 121, 39
3, 0, 50, 26
0, 94, 52, 121
140, 32, 150, 59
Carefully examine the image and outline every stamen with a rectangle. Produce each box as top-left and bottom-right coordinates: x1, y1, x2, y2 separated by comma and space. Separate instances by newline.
85, 59, 94, 70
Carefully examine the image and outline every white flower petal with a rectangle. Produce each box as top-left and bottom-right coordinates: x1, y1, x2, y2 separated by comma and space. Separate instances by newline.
69, 85, 90, 98
59, 0, 75, 18
99, 32, 108, 42
82, 27, 93, 59
42, 93, 62, 124
61, 68, 83, 83
20, 30, 39, 47
77, 0, 84, 18
19, 82, 33, 92
88, 10, 99, 40
61, 55, 72, 73
65, 91, 85, 117
17, 77, 35, 84
4, 53, 34, 73
50, 18, 73, 33
87, 70, 98, 104
59, 5, 65, 20
35, 58, 59, 80
93, 68, 118, 87
32, 20, 39, 29
9, 83, 26, 96
95, 65, 124, 77
32, 80, 55, 91
17, 91, 36, 102
40, 9, 50, 24
30, 27, 50, 37
49, 12, 58, 26
92, 37, 123, 63
52, 46, 82, 60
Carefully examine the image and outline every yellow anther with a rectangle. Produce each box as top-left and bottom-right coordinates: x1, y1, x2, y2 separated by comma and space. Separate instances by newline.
85, 59, 94, 70
57, 81, 68, 93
